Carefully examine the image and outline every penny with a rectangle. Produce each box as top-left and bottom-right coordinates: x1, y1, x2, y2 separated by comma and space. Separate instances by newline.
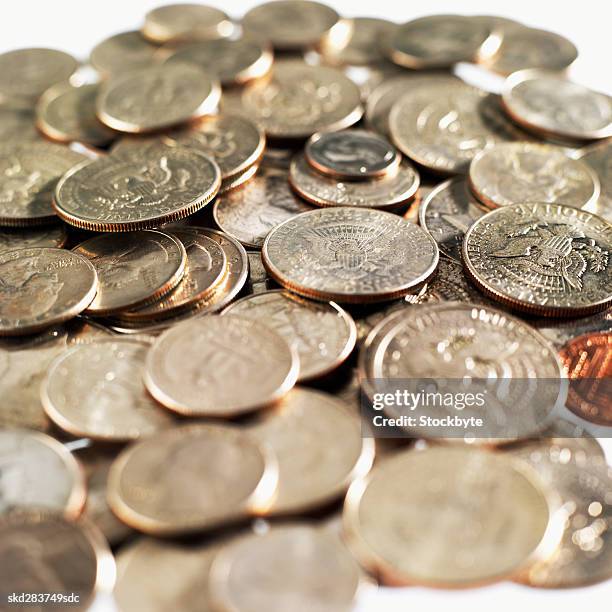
386, 15, 501, 69
107, 423, 279, 535
223, 290, 356, 381
469, 142, 600, 210
463, 202, 612, 316
36, 82, 115, 147
0, 511, 115, 606
262, 207, 439, 303
0, 224, 67, 254
165, 37, 273, 86
248, 388, 374, 514
221, 61, 362, 139
73, 231, 187, 315
502, 70, 612, 142
419, 178, 486, 262
242, 0, 343, 51
0, 430, 85, 518
209, 525, 362, 612
96, 64, 220, 134
576, 140, 612, 221
90, 31, 162, 77
54, 144, 221, 231
42, 338, 174, 441
0, 142, 88, 227
305, 129, 400, 179
559, 332, 611, 426
290, 153, 419, 210
343, 445, 558, 587
0, 48, 78, 103
164, 114, 265, 181
0, 248, 97, 336
389, 81, 523, 174
0, 102, 41, 143
213, 165, 312, 248
143, 3, 234, 43
144, 316, 298, 417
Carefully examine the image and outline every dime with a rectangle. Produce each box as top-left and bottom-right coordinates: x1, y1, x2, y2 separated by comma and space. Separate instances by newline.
209, 525, 362, 611
0, 248, 97, 336
223, 290, 356, 381
289, 153, 419, 210
0, 48, 78, 103
262, 207, 439, 303
0, 102, 41, 143
54, 145, 221, 231
96, 64, 220, 133
389, 81, 523, 174
144, 316, 298, 417
221, 61, 363, 139
559, 332, 611, 426
0, 511, 115, 605
576, 140, 612, 221
419, 178, 486, 262
107, 424, 279, 535
502, 70, 612, 142
469, 143, 600, 210
0, 224, 67, 254
36, 82, 115, 147
304, 129, 400, 179
343, 445, 558, 586
165, 37, 273, 86
242, 0, 343, 51
248, 388, 374, 514
0, 430, 85, 518
463, 203, 612, 316
213, 165, 312, 248
42, 338, 174, 441
386, 15, 501, 69
0, 142, 88, 227
90, 31, 161, 77
73, 231, 187, 315
164, 114, 265, 181
143, 3, 234, 43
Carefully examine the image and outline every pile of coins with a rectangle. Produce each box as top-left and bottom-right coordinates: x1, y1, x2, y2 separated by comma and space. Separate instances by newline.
0, 2, 611, 609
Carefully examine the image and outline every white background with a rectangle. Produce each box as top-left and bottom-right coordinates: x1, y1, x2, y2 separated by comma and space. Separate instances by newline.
2, 2, 611, 611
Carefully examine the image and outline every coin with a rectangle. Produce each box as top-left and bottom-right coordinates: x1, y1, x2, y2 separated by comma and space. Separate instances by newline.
42, 338, 174, 441
90, 31, 162, 77
0, 430, 85, 518
0, 511, 115, 605
389, 81, 523, 174
246, 250, 276, 294
0, 48, 78, 103
209, 525, 362, 612
469, 142, 600, 210
165, 37, 273, 86
144, 316, 298, 417
248, 388, 374, 514
223, 290, 356, 381
0, 102, 41, 143
305, 129, 400, 179
242, 0, 343, 51
219, 162, 259, 194
386, 15, 501, 69
97, 64, 220, 134
463, 202, 612, 316
576, 140, 612, 221
73, 231, 187, 315
262, 207, 439, 303
0, 225, 67, 254
502, 70, 612, 142
0, 142, 88, 227
419, 178, 486, 262
221, 60, 363, 139
344, 445, 558, 587
559, 332, 611, 426
213, 165, 313, 248
107, 424, 279, 535
143, 3, 234, 43
54, 144, 221, 231
164, 114, 265, 181
290, 153, 419, 210
36, 82, 115, 147
0, 248, 97, 336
